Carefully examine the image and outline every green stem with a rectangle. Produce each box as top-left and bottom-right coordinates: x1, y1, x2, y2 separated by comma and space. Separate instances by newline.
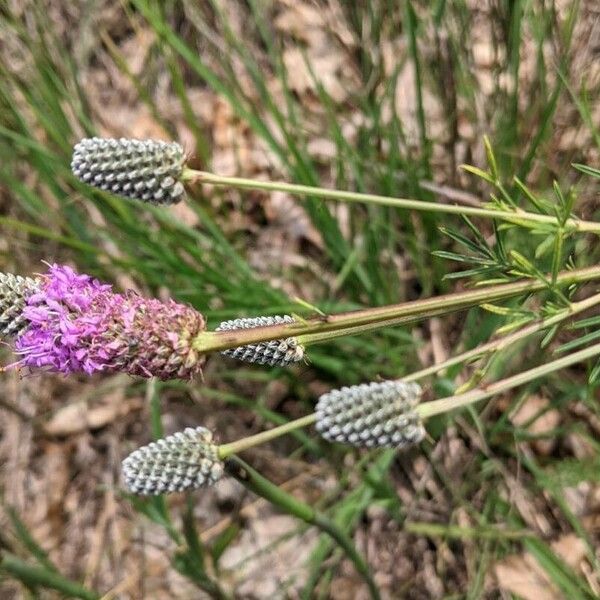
219, 414, 317, 458
401, 291, 600, 381
1, 553, 99, 600
184, 169, 600, 233
225, 456, 380, 600
217, 339, 600, 451
417, 341, 600, 419
298, 306, 452, 346
194, 265, 600, 352
214, 292, 600, 452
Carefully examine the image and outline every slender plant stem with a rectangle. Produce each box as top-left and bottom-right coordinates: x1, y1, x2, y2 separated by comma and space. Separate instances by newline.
215, 294, 600, 453
300, 282, 600, 346
212, 315, 600, 600
401, 291, 600, 381
219, 414, 317, 458
298, 306, 453, 346
417, 341, 600, 418
184, 169, 600, 233
225, 456, 381, 600
194, 265, 600, 352
217, 339, 600, 451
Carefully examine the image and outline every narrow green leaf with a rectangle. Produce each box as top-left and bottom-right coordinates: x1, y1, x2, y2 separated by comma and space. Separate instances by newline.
556, 329, 600, 354
1, 553, 99, 600
6, 507, 57, 573
483, 136, 499, 182
524, 538, 593, 599
460, 164, 496, 184
211, 523, 240, 566
572, 163, 600, 179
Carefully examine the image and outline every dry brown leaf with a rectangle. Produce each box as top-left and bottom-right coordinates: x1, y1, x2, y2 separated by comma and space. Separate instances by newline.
275, 1, 354, 105
282, 47, 349, 103
494, 553, 562, 600
274, 3, 326, 44
494, 534, 588, 599
43, 396, 142, 436
169, 201, 200, 228
306, 137, 338, 161
330, 575, 369, 600
510, 395, 561, 455
551, 533, 587, 569
221, 514, 316, 597
500, 471, 552, 535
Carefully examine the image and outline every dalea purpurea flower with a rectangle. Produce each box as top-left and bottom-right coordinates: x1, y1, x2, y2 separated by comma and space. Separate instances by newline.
122, 426, 223, 495
315, 380, 425, 449
72, 137, 186, 204
216, 315, 305, 367
6, 264, 206, 380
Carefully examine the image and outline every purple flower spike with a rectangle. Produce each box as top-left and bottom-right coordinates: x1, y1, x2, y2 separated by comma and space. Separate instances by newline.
13, 264, 206, 380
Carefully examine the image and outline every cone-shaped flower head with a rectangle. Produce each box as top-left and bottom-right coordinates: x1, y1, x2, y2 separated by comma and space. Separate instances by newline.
315, 380, 425, 449
72, 137, 186, 204
12, 264, 205, 380
122, 427, 223, 495
0, 273, 40, 338
216, 315, 305, 367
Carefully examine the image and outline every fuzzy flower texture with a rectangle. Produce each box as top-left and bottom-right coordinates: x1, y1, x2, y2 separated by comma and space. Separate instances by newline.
9, 264, 206, 380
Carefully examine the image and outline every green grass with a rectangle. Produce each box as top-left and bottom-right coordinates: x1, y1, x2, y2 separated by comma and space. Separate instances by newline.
1, 1, 599, 598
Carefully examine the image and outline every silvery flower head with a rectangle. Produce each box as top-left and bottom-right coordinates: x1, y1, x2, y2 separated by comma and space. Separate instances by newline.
315, 380, 425, 449
122, 427, 223, 495
72, 137, 186, 204
216, 315, 305, 367
10, 264, 206, 380
0, 272, 40, 338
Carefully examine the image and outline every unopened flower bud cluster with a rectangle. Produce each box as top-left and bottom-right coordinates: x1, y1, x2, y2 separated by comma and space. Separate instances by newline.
216, 315, 305, 366
122, 427, 224, 495
72, 137, 186, 204
316, 380, 425, 448
0, 273, 40, 337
